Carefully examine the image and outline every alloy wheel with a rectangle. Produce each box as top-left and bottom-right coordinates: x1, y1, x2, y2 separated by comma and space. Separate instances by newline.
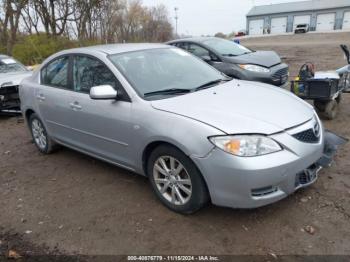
31, 119, 47, 150
153, 156, 192, 205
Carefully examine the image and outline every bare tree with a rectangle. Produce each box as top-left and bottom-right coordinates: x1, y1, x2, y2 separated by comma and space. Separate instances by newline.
1, 0, 28, 54
33, 0, 74, 36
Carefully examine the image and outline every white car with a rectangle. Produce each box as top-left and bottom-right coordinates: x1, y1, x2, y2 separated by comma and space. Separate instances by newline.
0, 55, 32, 112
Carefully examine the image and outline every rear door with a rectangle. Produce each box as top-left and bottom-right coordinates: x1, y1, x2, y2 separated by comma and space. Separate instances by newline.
36, 55, 76, 142
67, 54, 134, 167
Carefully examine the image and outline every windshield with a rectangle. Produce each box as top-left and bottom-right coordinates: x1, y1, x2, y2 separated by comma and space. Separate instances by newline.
297, 24, 307, 28
202, 38, 252, 56
0, 58, 27, 73
109, 48, 226, 99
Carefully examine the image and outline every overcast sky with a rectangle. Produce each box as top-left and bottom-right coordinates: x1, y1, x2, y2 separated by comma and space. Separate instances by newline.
142, 0, 305, 36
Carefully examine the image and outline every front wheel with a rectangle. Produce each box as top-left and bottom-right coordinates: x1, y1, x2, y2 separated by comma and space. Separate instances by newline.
147, 145, 209, 214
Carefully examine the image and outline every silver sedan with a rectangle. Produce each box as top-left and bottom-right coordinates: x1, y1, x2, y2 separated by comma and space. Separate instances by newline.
19, 44, 345, 213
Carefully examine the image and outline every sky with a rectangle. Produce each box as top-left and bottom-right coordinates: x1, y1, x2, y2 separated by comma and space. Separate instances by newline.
142, 0, 306, 36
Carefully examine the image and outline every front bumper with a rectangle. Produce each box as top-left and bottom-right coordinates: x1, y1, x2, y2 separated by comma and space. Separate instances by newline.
233, 63, 289, 87
0, 85, 20, 110
191, 129, 346, 209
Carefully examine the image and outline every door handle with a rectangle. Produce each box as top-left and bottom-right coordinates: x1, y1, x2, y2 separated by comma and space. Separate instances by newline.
69, 102, 82, 110
36, 94, 45, 101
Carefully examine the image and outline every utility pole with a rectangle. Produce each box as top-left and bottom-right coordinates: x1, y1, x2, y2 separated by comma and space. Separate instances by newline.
174, 7, 179, 37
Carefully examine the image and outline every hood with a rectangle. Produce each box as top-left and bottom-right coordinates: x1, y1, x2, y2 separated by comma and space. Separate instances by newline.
0, 71, 32, 87
151, 80, 314, 135
225, 51, 281, 68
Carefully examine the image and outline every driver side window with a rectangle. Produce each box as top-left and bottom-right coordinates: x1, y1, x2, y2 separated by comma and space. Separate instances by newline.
73, 55, 118, 94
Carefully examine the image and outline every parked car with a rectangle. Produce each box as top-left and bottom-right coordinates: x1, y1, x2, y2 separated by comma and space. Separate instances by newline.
167, 37, 289, 87
20, 44, 343, 214
0, 55, 32, 112
295, 24, 309, 34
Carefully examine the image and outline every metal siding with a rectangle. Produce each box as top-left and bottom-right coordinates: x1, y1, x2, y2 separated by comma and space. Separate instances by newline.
247, 0, 350, 17
247, 7, 350, 32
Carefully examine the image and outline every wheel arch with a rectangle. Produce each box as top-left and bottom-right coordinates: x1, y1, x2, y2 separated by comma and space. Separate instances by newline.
142, 140, 211, 202
24, 108, 36, 122
142, 140, 188, 176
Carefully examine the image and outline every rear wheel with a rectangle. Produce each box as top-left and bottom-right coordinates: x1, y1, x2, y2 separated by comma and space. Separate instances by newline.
147, 145, 209, 214
29, 113, 57, 154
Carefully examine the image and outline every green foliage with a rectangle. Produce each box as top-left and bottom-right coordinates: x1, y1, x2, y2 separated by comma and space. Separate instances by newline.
12, 34, 100, 65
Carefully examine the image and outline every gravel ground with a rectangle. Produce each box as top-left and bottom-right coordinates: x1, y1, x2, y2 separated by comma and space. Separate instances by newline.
1, 32, 350, 258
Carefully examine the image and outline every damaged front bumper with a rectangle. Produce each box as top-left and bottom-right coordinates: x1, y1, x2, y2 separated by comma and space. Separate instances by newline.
192, 130, 347, 209
295, 130, 347, 189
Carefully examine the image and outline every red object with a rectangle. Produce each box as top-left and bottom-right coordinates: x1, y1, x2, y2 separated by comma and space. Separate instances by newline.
235, 32, 246, 37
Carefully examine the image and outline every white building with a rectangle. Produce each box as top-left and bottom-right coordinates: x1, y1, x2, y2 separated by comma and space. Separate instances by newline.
246, 0, 350, 35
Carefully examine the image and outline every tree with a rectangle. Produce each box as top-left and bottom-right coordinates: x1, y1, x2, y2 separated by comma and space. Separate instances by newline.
214, 32, 227, 39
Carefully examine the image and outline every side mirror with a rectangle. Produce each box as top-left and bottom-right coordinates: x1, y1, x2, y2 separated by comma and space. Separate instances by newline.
200, 55, 212, 62
90, 85, 117, 100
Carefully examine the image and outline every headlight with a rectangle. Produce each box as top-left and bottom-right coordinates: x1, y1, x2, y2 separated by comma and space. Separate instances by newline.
239, 64, 270, 73
209, 135, 282, 157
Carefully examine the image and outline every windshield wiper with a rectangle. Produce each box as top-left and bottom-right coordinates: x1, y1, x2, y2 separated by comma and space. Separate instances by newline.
144, 88, 192, 97
194, 79, 228, 92
222, 53, 237, 57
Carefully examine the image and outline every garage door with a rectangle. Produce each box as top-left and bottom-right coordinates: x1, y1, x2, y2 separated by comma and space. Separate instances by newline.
293, 15, 311, 30
316, 13, 335, 31
343, 11, 350, 29
271, 17, 287, 34
249, 19, 264, 35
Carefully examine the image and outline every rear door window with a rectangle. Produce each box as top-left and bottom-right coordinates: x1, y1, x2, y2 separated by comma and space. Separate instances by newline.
41, 56, 70, 89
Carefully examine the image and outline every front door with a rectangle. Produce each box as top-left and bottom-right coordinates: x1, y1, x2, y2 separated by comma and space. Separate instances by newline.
67, 55, 134, 168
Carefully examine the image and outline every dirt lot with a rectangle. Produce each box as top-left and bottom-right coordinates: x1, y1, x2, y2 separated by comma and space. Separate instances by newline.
1, 32, 350, 257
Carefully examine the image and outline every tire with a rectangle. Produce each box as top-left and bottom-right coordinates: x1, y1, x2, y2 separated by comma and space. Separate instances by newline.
147, 145, 209, 214
314, 100, 327, 112
29, 113, 57, 154
324, 100, 338, 120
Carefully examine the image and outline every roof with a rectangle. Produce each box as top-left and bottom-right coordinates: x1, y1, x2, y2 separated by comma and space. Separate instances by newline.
247, 0, 350, 17
167, 37, 217, 44
61, 43, 169, 55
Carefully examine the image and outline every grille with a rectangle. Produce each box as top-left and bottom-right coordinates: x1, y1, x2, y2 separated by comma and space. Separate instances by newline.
272, 67, 289, 82
292, 128, 319, 143
295, 165, 318, 187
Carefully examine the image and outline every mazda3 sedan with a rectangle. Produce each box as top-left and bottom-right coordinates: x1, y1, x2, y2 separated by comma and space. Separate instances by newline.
167, 37, 289, 87
19, 44, 344, 214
